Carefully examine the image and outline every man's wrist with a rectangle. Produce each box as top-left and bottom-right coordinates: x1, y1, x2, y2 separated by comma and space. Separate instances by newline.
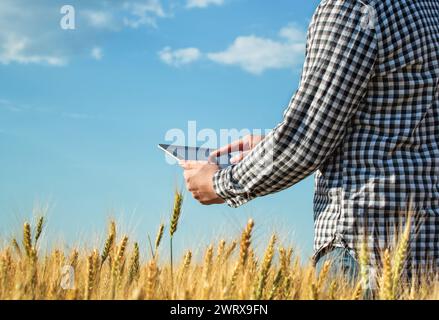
212, 166, 251, 208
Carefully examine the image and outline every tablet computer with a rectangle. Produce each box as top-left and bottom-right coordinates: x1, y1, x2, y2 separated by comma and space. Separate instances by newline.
158, 144, 232, 169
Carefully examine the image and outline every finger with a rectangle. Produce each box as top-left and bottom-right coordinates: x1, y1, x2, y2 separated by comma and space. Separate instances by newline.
200, 199, 213, 205
209, 139, 246, 160
192, 192, 201, 201
201, 198, 225, 205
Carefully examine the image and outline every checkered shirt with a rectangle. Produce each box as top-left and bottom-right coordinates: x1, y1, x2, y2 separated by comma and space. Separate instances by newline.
213, 0, 439, 271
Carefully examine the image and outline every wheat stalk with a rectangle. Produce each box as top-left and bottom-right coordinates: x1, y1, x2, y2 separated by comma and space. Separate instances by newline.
239, 219, 254, 270
254, 234, 276, 299
183, 250, 192, 270
328, 280, 337, 300
224, 241, 237, 262
170, 191, 183, 237
34, 217, 44, 245
216, 240, 226, 265
352, 282, 363, 300
379, 249, 394, 300
225, 262, 240, 299
169, 190, 183, 279
111, 236, 128, 298
128, 242, 140, 284
11, 238, 21, 257
202, 245, 214, 299
101, 230, 115, 267
316, 260, 331, 297
69, 249, 79, 269
85, 253, 95, 299
22, 222, 35, 261
1, 215, 438, 300
154, 224, 165, 255
268, 268, 283, 300
392, 215, 411, 296
279, 247, 293, 274
146, 260, 158, 299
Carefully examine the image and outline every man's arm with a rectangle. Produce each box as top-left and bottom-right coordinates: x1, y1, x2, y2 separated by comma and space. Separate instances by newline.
213, 0, 378, 208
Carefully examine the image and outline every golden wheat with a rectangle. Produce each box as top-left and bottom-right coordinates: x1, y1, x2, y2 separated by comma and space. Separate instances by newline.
380, 249, 394, 300
170, 191, 183, 237
254, 234, 276, 299
0, 212, 438, 300
101, 223, 115, 267
34, 217, 44, 245
128, 243, 140, 284
22, 223, 33, 259
169, 190, 183, 278
154, 224, 165, 255
239, 219, 254, 270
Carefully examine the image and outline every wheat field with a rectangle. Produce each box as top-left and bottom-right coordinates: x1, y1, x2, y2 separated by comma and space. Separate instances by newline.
0, 190, 438, 300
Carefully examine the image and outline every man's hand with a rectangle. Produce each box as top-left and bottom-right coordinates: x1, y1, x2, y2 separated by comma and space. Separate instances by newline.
180, 161, 225, 205
209, 135, 265, 164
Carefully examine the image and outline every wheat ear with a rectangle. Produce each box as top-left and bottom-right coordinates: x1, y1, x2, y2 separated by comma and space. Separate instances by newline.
380, 249, 394, 300
34, 217, 44, 245
23, 223, 34, 260
154, 224, 165, 255
128, 242, 140, 284
169, 190, 183, 279
254, 234, 276, 299
101, 221, 116, 266
239, 219, 254, 270
392, 215, 411, 295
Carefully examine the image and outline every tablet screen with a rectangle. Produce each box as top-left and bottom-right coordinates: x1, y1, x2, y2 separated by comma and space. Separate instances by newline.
159, 144, 231, 168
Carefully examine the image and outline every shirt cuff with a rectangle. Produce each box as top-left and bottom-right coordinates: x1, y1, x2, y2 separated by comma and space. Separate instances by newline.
213, 166, 252, 208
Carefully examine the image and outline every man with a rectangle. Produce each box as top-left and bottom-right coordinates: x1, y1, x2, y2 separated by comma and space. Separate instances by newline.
181, 0, 439, 279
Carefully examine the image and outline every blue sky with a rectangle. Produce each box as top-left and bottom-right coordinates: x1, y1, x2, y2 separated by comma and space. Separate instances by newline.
0, 0, 321, 259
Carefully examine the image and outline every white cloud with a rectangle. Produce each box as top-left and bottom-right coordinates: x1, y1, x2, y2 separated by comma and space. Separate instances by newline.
158, 47, 201, 67
158, 24, 306, 74
207, 24, 306, 74
83, 10, 115, 29
91, 47, 103, 60
0, 1, 67, 67
0, 0, 170, 68
123, 0, 166, 28
0, 35, 66, 66
82, 1, 169, 30
83, 1, 169, 30
0, 1, 304, 72
186, 0, 224, 9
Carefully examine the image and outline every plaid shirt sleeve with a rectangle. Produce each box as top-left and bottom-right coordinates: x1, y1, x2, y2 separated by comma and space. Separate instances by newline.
213, 0, 378, 208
